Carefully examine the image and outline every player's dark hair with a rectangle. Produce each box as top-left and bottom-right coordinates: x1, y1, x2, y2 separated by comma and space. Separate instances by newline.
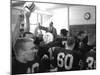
50, 21, 53, 25
60, 29, 68, 36
67, 37, 75, 47
77, 31, 85, 36
23, 32, 33, 37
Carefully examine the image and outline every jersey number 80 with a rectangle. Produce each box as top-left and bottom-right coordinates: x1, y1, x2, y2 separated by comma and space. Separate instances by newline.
57, 52, 73, 70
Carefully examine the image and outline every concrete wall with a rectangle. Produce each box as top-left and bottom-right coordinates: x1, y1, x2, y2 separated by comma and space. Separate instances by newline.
69, 6, 96, 25
69, 6, 96, 45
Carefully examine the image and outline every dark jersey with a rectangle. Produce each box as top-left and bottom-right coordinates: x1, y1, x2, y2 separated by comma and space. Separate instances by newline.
34, 36, 43, 45
38, 41, 58, 58
26, 58, 40, 73
54, 37, 67, 49
12, 57, 40, 74
84, 51, 96, 70
38, 41, 59, 72
12, 57, 29, 74
52, 47, 82, 71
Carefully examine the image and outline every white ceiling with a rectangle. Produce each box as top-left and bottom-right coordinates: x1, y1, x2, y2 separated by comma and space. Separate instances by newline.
11, 1, 94, 15
11, 1, 80, 10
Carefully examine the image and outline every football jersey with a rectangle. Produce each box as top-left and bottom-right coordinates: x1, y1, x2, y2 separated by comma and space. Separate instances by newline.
38, 40, 60, 58
12, 57, 40, 74
27, 59, 40, 73
54, 37, 68, 49
12, 57, 29, 74
84, 50, 96, 70
52, 47, 82, 71
37, 41, 59, 72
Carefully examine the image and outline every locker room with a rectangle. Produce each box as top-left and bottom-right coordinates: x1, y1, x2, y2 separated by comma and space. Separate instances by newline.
11, 1, 96, 74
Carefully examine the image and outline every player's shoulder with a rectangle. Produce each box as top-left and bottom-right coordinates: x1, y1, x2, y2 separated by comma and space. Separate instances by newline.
54, 47, 66, 51
73, 50, 82, 55
38, 43, 49, 51
85, 50, 96, 57
59, 37, 67, 41
55, 36, 67, 41
39, 41, 56, 48
83, 49, 96, 61
28, 57, 40, 65
64, 49, 80, 56
52, 47, 65, 54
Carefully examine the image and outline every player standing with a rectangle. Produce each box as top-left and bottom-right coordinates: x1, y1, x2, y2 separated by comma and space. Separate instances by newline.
12, 38, 40, 74
83, 47, 96, 70
51, 37, 82, 71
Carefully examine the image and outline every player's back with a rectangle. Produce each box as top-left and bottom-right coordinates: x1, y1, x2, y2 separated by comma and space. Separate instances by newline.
52, 47, 82, 71
38, 41, 59, 58
84, 50, 96, 70
54, 37, 68, 48
38, 41, 60, 72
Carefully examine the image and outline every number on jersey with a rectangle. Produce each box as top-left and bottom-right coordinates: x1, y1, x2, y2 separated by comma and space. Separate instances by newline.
86, 57, 96, 69
57, 52, 73, 70
62, 41, 67, 49
27, 63, 39, 73
48, 47, 55, 60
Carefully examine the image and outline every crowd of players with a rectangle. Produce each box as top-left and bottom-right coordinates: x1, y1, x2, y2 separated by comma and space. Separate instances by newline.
12, 25, 96, 74
11, 1, 96, 75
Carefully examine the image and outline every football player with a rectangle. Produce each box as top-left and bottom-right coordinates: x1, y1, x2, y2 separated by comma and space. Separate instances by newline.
54, 29, 68, 49
83, 47, 96, 70
75, 31, 89, 54
38, 32, 60, 72
12, 38, 40, 74
51, 37, 82, 71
